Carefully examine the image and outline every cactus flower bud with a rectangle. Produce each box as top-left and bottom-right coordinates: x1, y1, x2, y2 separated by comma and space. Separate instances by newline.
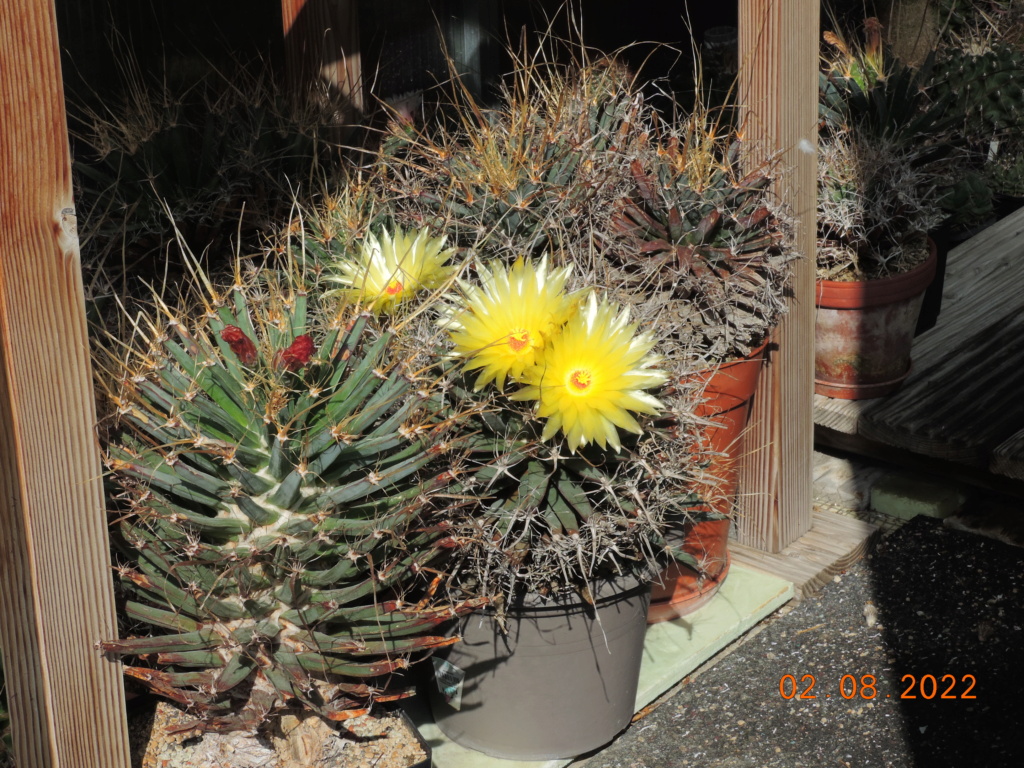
276, 335, 315, 372
220, 326, 258, 366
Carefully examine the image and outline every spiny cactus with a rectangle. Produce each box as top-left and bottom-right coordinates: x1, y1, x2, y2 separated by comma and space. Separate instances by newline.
424, 258, 694, 604
986, 138, 1024, 197
927, 45, 1024, 141
73, 58, 332, 274
817, 131, 947, 279
98, 265, 483, 731
600, 115, 793, 362
816, 22, 952, 279
939, 171, 995, 231
818, 21, 954, 147
382, 56, 644, 261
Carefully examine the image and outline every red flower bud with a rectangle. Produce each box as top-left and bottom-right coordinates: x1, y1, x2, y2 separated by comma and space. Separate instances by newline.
220, 325, 258, 366
275, 334, 315, 372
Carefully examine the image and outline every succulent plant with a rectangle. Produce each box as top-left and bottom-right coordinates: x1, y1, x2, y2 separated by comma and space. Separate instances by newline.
927, 44, 1024, 142
423, 256, 700, 605
817, 131, 947, 279
986, 138, 1024, 197
97, 264, 483, 731
599, 113, 794, 363
938, 170, 996, 231
381, 56, 644, 261
819, 21, 954, 148
72, 56, 334, 285
816, 21, 952, 279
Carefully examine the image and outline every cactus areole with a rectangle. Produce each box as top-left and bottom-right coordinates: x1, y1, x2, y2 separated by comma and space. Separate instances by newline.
99, 272, 483, 731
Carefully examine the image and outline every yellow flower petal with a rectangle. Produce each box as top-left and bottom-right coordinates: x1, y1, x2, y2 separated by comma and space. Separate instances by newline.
513, 293, 667, 452
444, 256, 585, 391
329, 226, 455, 313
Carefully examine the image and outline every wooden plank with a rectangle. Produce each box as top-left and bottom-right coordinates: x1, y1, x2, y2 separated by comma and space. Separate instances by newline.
0, 2, 131, 767
912, 208, 1024, 359
991, 429, 1024, 481
281, 0, 363, 114
859, 313, 1024, 462
731, 510, 879, 599
734, 0, 818, 552
816, 426, 1024, 499
813, 393, 868, 435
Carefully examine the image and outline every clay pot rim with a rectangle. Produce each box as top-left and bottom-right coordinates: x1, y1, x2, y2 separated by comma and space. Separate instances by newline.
815, 237, 938, 310
684, 336, 772, 380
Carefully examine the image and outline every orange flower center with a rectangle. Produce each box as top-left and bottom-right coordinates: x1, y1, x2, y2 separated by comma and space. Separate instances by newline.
507, 330, 531, 353
385, 278, 404, 296
567, 368, 593, 394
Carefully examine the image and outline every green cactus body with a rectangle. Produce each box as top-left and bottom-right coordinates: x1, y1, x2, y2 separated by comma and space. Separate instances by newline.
929, 45, 1024, 139
100, 270, 482, 730
384, 60, 643, 260
939, 171, 995, 229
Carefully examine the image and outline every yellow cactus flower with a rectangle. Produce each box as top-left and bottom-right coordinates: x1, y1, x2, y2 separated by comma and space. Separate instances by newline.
445, 256, 583, 391
330, 226, 455, 313
510, 294, 667, 452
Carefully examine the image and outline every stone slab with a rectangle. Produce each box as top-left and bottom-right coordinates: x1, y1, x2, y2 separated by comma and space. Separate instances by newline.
869, 470, 968, 520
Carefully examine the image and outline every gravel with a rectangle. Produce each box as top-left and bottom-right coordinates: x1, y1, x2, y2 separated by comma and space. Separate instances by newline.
573, 515, 1024, 768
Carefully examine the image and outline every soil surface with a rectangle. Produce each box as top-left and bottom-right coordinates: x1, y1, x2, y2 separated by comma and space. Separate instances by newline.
574, 515, 1024, 768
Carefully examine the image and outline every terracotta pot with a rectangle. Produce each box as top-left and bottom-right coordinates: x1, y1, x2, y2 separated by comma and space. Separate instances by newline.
689, 339, 769, 506
647, 518, 731, 623
429, 575, 650, 760
815, 240, 937, 399
647, 341, 767, 623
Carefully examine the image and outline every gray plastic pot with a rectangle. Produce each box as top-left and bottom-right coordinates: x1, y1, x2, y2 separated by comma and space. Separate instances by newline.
428, 574, 650, 760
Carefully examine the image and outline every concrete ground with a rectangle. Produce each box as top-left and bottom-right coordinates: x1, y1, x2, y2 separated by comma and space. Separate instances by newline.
572, 502, 1024, 768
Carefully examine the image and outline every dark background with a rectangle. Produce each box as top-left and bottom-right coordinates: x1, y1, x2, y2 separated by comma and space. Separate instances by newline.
56, 0, 748, 104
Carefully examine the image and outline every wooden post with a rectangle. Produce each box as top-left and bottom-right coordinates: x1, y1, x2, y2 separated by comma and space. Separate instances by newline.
0, 2, 131, 767
280, 0, 364, 115
734, 0, 819, 552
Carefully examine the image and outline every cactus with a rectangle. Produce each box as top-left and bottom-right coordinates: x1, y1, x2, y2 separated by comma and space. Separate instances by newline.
817, 130, 948, 279
98, 264, 483, 731
420, 255, 700, 604
816, 21, 953, 279
819, 21, 954, 147
600, 112, 794, 362
382, 55, 644, 262
73, 55, 333, 284
927, 44, 1024, 141
938, 171, 996, 231
985, 138, 1024, 197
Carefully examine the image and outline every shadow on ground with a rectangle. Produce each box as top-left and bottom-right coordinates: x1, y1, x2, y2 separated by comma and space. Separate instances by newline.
869, 515, 1023, 766
574, 515, 1024, 768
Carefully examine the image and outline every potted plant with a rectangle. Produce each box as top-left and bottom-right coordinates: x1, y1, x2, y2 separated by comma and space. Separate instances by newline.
384, 44, 796, 622
316, 215, 687, 759
96, 251, 484, 758
379, 47, 643, 264
598, 99, 796, 620
814, 20, 951, 399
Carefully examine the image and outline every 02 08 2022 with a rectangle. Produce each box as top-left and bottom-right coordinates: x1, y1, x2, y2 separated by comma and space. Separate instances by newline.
778, 673, 977, 700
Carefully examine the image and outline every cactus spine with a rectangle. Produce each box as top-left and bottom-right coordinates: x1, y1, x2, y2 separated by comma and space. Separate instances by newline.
99, 266, 481, 731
